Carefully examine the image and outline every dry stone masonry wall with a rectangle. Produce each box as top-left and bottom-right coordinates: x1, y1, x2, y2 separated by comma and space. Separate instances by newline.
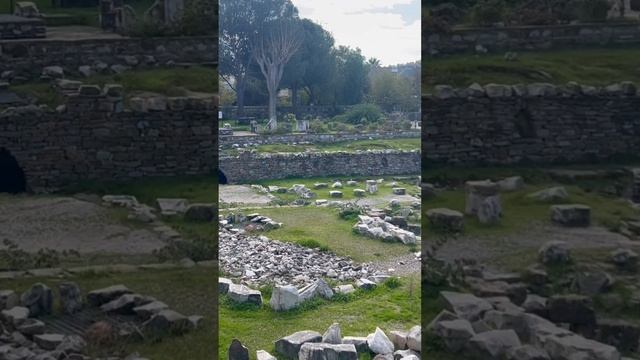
219, 150, 421, 184
423, 82, 640, 165
0, 36, 216, 80
426, 23, 640, 56
0, 15, 45, 40
219, 131, 420, 149
0, 84, 217, 191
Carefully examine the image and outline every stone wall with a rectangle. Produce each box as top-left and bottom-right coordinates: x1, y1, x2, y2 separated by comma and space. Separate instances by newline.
0, 15, 46, 40
219, 131, 420, 148
219, 105, 349, 120
425, 22, 640, 56
0, 86, 217, 191
0, 35, 216, 80
422, 82, 640, 165
219, 150, 421, 184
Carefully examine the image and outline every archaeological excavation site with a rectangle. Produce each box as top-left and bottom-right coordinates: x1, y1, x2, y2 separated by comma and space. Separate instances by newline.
0, 0, 217, 359
424, 1, 640, 359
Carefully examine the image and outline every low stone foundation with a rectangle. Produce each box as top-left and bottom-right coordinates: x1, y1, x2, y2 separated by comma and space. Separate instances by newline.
0, 15, 45, 40
219, 150, 421, 184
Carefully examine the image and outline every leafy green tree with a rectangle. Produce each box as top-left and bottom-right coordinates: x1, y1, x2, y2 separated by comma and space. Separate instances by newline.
369, 70, 419, 112
281, 19, 336, 109
333, 46, 368, 106
219, 0, 298, 117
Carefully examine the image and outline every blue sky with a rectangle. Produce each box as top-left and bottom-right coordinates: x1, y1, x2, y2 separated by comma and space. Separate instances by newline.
291, 0, 421, 66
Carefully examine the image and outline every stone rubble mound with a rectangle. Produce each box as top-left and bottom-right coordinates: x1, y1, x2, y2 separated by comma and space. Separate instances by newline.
228, 323, 421, 360
0, 282, 203, 359
353, 215, 418, 245
219, 226, 377, 286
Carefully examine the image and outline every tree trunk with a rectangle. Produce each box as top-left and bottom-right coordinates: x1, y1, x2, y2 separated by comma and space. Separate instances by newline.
291, 84, 298, 116
236, 75, 246, 118
267, 64, 278, 129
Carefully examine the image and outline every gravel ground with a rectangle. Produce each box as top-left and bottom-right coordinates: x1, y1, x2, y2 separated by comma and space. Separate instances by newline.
0, 195, 166, 254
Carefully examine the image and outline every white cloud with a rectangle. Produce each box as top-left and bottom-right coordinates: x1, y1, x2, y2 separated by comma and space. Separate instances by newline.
291, 0, 420, 65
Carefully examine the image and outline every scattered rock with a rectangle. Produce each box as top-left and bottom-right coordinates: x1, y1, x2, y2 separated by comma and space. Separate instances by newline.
20, 283, 53, 317
270, 285, 300, 311
228, 339, 249, 360
275, 331, 322, 359
550, 204, 591, 227
528, 187, 569, 202
228, 284, 263, 306
426, 208, 464, 232
367, 327, 394, 355
538, 241, 571, 265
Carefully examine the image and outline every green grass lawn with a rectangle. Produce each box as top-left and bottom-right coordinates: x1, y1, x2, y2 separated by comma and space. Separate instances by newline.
424, 47, 640, 92
0, 267, 216, 360
254, 138, 420, 154
253, 207, 417, 262
424, 183, 638, 239
255, 176, 419, 203
1, 0, 154, 27
12, 67, 217, 108
63, 175, 218, 205
219, 275, 420, 360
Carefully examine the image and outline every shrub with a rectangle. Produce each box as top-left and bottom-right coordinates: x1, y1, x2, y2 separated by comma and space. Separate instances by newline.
384, 277, 402, 289
338, 203, 363, 221
338, 103, 383, 125
308, 120, 328, 134
469, 0, 507, 26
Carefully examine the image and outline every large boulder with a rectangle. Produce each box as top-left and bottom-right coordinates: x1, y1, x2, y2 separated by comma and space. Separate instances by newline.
58, 282, 83, 315
87, 285, 132, 306
406, 325, 421, 352
544, 334, 620, 360
298, 343, 357, 360
219, 278, 233, 295
465, 181, 499, 208
367, 328, 394, 355
20, 283, 53, 317
156, 198, 189, 216
270, 285, 300, 311
299, 279, 334, 301
572, 271, 614, 296
478, 195, 502, 224
0, 306, 29, 328
440, 291, 493, 321
426, 208, 464, 232
143, 309, 191, 335
528, 187, 569, 202
227, 284, 263, 306
228, 339, 249, 360
133, 301, 169, 320
546, 295, 596, 326
434, 319, 475, 352
184, 203, 215, 222
538, 241, 571, 265
550, 204, 591, 227
275, 331, 322, 359
466, 329, 522, 359
33, 333, 65, 350
101, 294, 150, 314
342, 336, 369, 353
322, 323, 342, 344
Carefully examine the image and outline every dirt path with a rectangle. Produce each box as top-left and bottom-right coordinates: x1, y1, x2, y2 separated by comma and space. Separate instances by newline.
431, 222, 635, 267
370, 252, 421, 277
0, 195, 166, 254
219, 185, 273, 205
